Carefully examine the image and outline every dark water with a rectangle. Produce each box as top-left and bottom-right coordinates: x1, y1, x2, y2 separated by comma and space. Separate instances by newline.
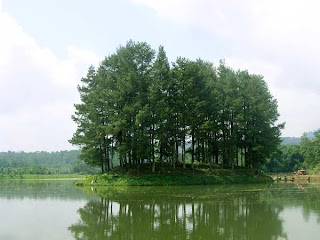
0, 180, 320, 240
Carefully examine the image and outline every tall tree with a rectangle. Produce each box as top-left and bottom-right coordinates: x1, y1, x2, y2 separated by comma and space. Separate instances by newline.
70, 41, 283, 172
301, 130, 320, 170
237, 71, 283, 168
70, 66, 107, 172
149, 46, 171, 169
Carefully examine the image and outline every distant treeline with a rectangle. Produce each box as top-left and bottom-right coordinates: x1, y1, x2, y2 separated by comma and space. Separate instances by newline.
281, 131, 316, 145
0, 150, 99, 174
70, 40, 283, 173
263, 130, 320, 173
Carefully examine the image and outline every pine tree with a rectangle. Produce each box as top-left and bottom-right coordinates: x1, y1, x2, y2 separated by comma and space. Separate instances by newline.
70, 41, 284, 172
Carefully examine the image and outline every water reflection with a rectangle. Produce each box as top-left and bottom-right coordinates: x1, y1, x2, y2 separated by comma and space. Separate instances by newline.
69, 187, 287, 240
0, 180, 95, 200
262, 183, 320, 210
0, 180, 98, 240
262, 182, 320, 228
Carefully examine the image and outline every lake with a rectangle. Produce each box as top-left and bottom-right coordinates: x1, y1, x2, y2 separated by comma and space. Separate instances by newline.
0, 180, 320, 239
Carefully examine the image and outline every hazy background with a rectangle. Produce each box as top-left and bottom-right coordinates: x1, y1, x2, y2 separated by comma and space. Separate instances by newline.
1, 0, 319, 151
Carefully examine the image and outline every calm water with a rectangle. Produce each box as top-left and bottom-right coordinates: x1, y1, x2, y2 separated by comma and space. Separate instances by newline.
0, 180, 320, 240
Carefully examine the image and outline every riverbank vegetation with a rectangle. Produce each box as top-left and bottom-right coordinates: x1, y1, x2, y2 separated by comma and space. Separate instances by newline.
263, 130, 320, 173
76, 163, 272, 186
0, 150, 99, 175
70, 40, 283, 174
0, 173, 84, 180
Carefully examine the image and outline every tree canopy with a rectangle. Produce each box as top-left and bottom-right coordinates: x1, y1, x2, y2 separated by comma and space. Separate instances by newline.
70, 40, 283, 173
262, 130, 320, 173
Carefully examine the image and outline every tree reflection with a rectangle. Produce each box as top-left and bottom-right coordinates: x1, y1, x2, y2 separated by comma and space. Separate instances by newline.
261, 182, 320, 225
69, 190, 287, 240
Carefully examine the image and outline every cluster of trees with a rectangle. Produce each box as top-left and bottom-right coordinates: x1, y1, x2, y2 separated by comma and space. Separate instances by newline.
69, 195, 286, 239
263, 145, 303, 173
263, 130, 320, 173
70, 40, 283, 173
300, 130, 320, 172
0, 150, 99, 174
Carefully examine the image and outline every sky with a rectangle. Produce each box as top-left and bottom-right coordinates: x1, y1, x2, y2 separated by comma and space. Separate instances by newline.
0, 0, 320, 152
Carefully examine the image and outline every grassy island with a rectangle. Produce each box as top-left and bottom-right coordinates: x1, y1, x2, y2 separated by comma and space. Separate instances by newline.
75, 163, 272, 186
70, 41, 283, 181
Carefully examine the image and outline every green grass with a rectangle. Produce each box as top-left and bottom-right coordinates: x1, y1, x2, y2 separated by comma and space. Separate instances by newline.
0, 173, 86, 180
75, 163, 272, 187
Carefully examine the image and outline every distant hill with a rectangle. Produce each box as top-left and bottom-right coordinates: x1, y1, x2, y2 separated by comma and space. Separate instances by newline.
0, 150, 99, 174
281, 137, 301, 145
305, 131, 316, 139
281, 131, 316, 145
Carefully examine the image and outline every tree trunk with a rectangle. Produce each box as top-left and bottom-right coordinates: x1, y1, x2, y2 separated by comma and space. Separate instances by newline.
202, 140, 205, 163
152, 161, 156, 173
197, 140, 200, 162
191, 133, 195, 168
160, 143, 163, 166
106, 145, 110, 172
110, 140, 114, 169
183, 137, 186, 169
174, 141, 178, 169
99, 145, 104, 173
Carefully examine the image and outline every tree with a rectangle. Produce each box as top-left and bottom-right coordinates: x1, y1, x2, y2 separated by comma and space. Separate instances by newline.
70, 66, 107, 172
263, 145, 303, 173
301, 130, 320, 170
237, 70, 284, 168
149, 46, 171, 169
70, 41, 283, 172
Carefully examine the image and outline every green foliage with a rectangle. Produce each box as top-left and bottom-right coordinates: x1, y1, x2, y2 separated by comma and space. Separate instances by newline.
262, 130, 320, 173
0, 150, 100, 174
70, 40, 283, 173
300, 130, 320, 170
263, 145, 303, 173
0, 173, 84, 180
76, 165, 272, 186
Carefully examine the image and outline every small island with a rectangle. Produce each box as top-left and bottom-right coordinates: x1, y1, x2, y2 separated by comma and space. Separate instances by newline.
2, 41, 319, 185
76, 163, 272, 186
69, 40, 282, 186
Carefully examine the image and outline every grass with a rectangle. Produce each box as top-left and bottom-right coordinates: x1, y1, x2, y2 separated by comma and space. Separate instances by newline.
75, 163, 272, 187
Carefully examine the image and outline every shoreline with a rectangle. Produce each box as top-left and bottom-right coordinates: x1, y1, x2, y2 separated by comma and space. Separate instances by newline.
0, 169, 276, 186
75, 172, 273, 187
0, 174, 86, 180
271, 173, 320, 182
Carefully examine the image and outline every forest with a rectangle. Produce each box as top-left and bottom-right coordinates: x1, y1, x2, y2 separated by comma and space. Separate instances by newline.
1, 130, 319, 175
264, 130, 320, 173
70, 40, 283, 173
0, 150, 99, 174
2, 41, 318, 175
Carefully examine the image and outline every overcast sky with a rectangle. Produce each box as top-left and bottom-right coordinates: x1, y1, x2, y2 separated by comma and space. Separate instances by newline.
1, 0, 320, 152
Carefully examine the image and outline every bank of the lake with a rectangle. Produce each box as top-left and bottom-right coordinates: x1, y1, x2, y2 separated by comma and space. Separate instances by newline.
271, 173, 320, 182
1, 177, 320, 239
0, 173, 85, 180
76, 165, 272, 186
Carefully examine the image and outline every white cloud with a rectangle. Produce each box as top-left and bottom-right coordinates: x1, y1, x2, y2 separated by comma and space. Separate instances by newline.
0, 4, 100, 151
222, 56, 320, 136
223, 57, 282, 88
132, 0, 320, 137
132, 0, 234, 35
1, 0, 319, 153
274, 89, 320, 136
